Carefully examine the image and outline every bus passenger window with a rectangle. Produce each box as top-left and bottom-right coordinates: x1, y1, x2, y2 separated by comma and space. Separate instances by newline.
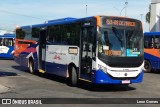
155, 37, 160, 49
0, 39, 2, 46
144, 36, 154, 49
3, 38, 13, 46
144, 41, 149, 48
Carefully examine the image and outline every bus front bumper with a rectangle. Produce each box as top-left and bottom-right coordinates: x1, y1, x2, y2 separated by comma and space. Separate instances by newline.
91, 70, 144, 84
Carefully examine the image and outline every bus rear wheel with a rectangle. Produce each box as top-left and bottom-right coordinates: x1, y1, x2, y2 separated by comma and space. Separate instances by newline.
29, 59, 35, 74
69, 66, 78, 86
144, 60, 151, 73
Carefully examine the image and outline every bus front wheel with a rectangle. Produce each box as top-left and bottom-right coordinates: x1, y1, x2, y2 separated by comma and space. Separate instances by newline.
144, 60, 151, 73
69, 66, 78, 86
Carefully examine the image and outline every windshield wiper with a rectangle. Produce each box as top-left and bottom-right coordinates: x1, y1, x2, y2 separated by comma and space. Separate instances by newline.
112, 27, 123, 46
130, 29, 136, 40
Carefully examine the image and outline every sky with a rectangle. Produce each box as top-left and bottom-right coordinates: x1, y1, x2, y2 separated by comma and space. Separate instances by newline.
0, 0, 151, 32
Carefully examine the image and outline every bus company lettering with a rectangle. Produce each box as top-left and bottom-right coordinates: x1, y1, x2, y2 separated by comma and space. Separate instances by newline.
54, 55, 61, 60
106, 19, 136, 27
49, 51, 66, 55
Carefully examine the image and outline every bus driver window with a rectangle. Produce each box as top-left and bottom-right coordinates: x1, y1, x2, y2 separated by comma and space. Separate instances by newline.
99, 31, 110, 53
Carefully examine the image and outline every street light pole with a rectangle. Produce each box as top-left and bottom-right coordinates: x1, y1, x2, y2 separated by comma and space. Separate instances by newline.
125, 0, 128, 17
120, 6, 127, 16
86, 5, 88, 17
120, 0, 128, 17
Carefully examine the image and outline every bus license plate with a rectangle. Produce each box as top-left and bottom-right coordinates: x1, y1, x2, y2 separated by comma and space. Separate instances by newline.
122, 80, 130, 84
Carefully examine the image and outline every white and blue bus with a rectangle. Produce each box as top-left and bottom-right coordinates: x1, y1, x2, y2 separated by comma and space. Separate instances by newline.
14, 16, 144, 86
0, 33, 15, 59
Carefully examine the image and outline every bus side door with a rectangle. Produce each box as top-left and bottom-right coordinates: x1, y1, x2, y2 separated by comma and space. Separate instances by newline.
80, 26, 96, 77
38, 28, 46, 72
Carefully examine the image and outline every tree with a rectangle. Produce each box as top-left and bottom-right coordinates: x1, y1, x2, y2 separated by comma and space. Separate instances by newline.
146, 5, 151, 23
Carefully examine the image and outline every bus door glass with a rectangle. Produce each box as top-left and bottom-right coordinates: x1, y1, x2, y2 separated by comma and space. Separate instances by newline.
39, 28, 46, 71
80, 26, 96, 75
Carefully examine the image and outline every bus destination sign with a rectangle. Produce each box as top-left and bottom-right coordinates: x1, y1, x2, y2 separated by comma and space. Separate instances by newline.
106, 19, 136, 27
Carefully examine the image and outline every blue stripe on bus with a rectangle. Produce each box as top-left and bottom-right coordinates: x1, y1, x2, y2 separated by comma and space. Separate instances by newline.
144, 32, 160, 36
91, 69, 143, 84
0, 46, 14, 59
45, 62, 67, 77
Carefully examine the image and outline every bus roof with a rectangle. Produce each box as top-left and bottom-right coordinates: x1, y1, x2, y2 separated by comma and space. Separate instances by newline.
19, 16, 93, 29
17, 16, 141, 29
144, 32, 160, 36
0, 34, 15, 38
47, 17, 77, 23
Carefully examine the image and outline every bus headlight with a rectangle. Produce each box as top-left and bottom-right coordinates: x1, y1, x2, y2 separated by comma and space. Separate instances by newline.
98, 64, 107, 73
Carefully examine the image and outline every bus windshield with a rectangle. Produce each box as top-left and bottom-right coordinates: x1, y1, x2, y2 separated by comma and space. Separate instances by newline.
98, 27, 143, 57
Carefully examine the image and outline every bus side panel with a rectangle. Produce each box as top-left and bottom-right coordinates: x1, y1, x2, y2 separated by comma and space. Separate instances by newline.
0, 46, 14, 59
144, 49, 160, 69
14, 42, 38, 68
144, 52, 159, 69
45, 62, 67, 76
7, 46, 14, 58
45, 45, 79, 77
14, 55, 28, 67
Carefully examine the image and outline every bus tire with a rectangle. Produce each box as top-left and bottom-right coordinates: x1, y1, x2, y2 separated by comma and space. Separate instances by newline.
69, 66, 78, 86
29, 59, 35, 74
144, 60, 151, 73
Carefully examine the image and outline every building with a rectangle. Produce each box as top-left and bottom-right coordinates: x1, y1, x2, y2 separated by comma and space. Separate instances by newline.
150, 0, 160, 32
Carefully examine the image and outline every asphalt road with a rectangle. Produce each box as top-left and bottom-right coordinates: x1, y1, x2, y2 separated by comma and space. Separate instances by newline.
0, 59, 160, 107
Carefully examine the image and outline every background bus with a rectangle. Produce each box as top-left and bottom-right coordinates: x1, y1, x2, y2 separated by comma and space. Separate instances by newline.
144, 32, 160, 72
14, 16, 144, 86
0, 33, 15, 59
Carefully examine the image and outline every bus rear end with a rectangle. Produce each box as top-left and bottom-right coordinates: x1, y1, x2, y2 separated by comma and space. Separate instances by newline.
0, 34, 15, 59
